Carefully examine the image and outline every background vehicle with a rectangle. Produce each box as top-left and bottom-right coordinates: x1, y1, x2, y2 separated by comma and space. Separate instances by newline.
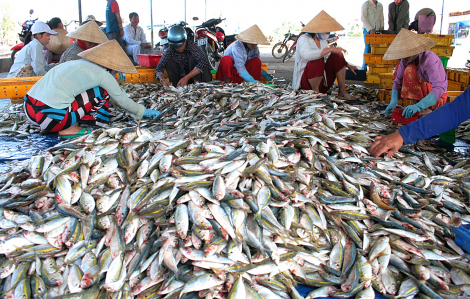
272, 30, 297, 59
155, 20, 195, 51
11, 9, 37, 62
195, 17, 226, 70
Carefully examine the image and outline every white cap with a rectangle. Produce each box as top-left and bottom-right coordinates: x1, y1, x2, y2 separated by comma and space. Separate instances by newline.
31, 21, 58, 35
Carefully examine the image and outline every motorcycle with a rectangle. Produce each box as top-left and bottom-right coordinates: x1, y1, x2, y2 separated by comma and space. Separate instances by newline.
282, 32, 339, 63
272, 30, 298, 59
11, 9, 37, 62
155, 20, 195, 52
195, 17, 226, 70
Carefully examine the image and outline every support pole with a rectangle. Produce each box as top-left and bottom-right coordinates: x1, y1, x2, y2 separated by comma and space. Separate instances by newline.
184, 0, 187, 22
150, 0, 154, 48
78, 0, 82, 25
440, 0, 444, 34
205, 0, 207, 21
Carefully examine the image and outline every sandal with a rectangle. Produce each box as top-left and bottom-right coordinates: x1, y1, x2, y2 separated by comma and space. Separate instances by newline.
59, 128, 92, 139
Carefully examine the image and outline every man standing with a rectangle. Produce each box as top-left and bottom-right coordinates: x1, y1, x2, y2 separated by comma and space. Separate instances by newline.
123, 12, 155, 64
388, 0, 410, 32
361, 0, 384, 70
105, 0, 125, 49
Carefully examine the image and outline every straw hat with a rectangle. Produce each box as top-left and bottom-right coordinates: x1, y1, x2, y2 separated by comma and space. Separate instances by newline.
235, 25, 269, 45
45, 28, 71, 54
302, 10, 344, 33
67, 21, 109, 44
78, 40, 137, 74
383, 29, 436, 60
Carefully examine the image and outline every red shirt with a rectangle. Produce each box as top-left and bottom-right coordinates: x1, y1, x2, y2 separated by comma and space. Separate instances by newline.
111, 0, 119, 13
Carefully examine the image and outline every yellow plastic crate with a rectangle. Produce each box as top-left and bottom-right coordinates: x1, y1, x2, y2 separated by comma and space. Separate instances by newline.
370, 46, 389, 55
448, 80, 463, 91
0, 76, 42, 100
398, 99, 413, 107
447, 91, 463, 102
378, 89, 392, 102
429, 46, 455, 57
364, 54, 399, 65
368, 64, 394, 75
425, 34, 454, 47
446, 69, 457, 81
116, 66, 155, 83
365, 34, 397, 45
365, 74, 380, 84
378, 73, 394, 89
456, 70, 470, 85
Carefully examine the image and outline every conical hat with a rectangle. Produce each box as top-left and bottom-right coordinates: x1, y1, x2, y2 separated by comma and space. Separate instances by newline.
235, 25, 269, 45
383, 29, 436, 60
78, 40, 137, 74
46, 28, 72, 54
302, 10, 344, 33
67, 21, 109, 44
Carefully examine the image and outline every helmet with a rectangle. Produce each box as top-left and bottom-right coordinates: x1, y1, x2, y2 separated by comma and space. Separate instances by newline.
168, 26, 187, 48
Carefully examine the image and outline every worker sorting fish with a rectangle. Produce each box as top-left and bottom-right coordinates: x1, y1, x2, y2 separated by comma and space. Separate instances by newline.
0, 81, 469, 299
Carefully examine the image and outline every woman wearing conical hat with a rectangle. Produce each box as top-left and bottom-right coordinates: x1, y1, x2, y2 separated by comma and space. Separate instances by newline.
23, 40, 161, 138
384, 29, 448, 119
216, 25, 273, 84
292, 11, 357, 99
59, 20, 109, 64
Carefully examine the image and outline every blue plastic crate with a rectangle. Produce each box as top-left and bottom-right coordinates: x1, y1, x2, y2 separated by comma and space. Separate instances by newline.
452, 224, 470, 254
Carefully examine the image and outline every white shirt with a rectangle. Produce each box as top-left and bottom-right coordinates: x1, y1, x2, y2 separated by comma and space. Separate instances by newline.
27, 60, 145, 120
123, 24, 148, 45
292, 34, 328, 91
223, 40, 260, 75
361, 0, 384, 32
8, 39, 53, 78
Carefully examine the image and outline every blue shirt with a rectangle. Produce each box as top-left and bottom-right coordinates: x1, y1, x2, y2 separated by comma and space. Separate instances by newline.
399, 87, 470, 144
106, 0, 119, 34
223, 40, 260, 75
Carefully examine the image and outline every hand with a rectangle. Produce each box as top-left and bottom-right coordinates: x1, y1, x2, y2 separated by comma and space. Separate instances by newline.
120, 28, 124, 37
177, 76, 189, 87
118, 72, 126, 82
370, 29, 376, 34
159, 77, 171, 87
402, 104, 421, 118
261, 69, 274, 81
142, 43, 151, 49
370, 132, 404, 158
332, 47, 347, 55
385, 90, 399, 116
347, 64, 357, 75
143, 108, 161, 119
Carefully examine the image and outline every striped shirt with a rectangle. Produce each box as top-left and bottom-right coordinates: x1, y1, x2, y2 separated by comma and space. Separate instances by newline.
155, 40, 210, 78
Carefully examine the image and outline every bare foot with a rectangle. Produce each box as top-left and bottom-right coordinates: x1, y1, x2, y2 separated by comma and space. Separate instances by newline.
59, 124, 83, 136
338, 93, 354, 100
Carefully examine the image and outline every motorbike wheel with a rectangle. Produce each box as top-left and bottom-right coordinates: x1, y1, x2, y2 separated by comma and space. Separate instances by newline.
202, 43, 217, 70
283, 48, 295, 63
272, 43, 288, 59
11, 49, 20, 63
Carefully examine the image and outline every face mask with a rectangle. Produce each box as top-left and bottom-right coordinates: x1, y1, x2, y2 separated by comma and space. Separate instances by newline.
317, 33, 330, 40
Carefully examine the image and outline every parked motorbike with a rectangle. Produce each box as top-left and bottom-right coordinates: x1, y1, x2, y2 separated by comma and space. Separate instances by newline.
11, 9, 37, 62
195, 17, 226, 70
272, 30, 298, 59
282, 32, 339, 63
155, 20, 195, 51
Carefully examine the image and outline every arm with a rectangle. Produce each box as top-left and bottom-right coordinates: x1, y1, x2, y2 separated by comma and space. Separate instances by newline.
399, 88, 470, 144
388, 3, 395, 31
396, 1, 410, 30
425, 56, 447, 101
155, 49, 171, 79
230, 43, 249, 75
361, 3, 374, 32
123, 26, 141, 45
379, 4, 384, 30
392, 60, 405, 94
31, 42, 49, 76
100, 72, 145, 120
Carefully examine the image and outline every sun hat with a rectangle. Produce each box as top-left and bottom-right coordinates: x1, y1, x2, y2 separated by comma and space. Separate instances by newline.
78, 40, 137, 74
302, 10, 344, 33
383, 28, 436, 60
46, 28, 72, 54
84, 15, 103, 26
67, 21, 108, 44
31, 21, 58, 35
235, 25, 269, 45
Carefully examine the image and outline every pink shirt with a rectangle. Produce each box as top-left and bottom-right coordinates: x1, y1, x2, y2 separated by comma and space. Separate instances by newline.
392, 50, 448, 100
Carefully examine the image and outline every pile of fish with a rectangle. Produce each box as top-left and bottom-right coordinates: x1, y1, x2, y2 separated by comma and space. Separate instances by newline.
1, 82, 470, 299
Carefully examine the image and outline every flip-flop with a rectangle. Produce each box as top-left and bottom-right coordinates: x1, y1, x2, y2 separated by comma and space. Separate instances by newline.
59, 128, 92, 139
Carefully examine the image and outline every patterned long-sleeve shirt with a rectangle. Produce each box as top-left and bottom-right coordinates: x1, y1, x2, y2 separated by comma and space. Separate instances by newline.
155, 39, 210, 78
58, 42, 84, 64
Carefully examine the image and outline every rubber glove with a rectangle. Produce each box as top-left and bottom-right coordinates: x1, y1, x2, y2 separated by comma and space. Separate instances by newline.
385, 90, 399, 116
261, 69, 273, 81
402, 92, 437, 118
143, 108, 161, 119
240, 70, 260, 84
118, 72, 127, 82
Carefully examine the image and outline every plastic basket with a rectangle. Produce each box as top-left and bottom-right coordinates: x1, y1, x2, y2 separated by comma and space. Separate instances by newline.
457, 70, 470, 84
429, 46, 455, 57
365, 34, 397, 45
370, 46, 388, 55
116, 67, 155, 83
364, 54, 399, 65
364, 74, 380, 84
368, 64, 394, 75
391, 108, 419, 124
378, 89, 392, 102
439, 56, 450, 69
448, 80, 463, 91
378, 73, 394, 89
137, 54, 163, 67
425, 34, 454, 47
